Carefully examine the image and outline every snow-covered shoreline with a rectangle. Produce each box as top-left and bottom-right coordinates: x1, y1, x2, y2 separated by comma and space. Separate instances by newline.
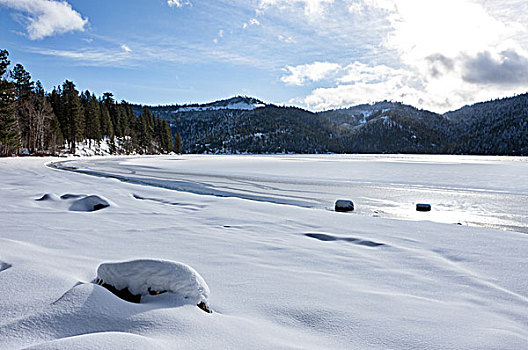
1, 156, 527, 349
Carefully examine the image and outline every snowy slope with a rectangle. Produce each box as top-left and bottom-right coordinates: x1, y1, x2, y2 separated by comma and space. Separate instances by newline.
177, 101, 265, 112
0, 156, 527, 349
174, 96, 266, 112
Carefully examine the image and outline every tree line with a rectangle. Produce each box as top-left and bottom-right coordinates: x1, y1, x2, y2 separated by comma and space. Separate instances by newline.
0, 49, 182, 157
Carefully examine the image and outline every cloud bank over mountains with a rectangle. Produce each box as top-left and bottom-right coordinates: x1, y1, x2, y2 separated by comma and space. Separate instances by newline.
268, 0, 528, 112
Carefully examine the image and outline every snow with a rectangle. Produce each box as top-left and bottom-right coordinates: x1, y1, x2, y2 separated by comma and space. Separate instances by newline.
1, 155, 527, 349
95, 259, 209, 305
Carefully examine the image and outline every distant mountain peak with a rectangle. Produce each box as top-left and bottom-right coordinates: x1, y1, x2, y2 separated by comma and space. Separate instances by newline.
175, 96, 266, 112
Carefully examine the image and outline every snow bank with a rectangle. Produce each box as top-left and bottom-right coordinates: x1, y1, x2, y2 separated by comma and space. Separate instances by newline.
24, 332, 160, 350
95, 259, 210, 307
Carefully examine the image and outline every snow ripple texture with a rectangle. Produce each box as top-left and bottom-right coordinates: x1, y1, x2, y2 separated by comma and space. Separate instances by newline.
96, 259, 210, 305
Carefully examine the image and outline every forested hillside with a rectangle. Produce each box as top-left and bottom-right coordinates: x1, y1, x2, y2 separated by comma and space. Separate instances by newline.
445, 94, 528, 155
144, 95, 527, 155
2, 47, 527, 157
0, 50, 178, 157
138, 97, 341, 154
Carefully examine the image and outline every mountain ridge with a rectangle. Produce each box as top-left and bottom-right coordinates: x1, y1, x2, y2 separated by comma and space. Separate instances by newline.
132, 93, 528, 155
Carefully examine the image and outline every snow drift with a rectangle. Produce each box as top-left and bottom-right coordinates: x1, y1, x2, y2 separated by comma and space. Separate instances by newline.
94, 259, 210, 311
35, 192, 110, 212
2, 156, 528, 349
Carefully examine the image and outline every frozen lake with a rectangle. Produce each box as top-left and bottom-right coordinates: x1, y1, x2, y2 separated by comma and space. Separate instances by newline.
55, 154, 528, 234
2, 156, 527, 349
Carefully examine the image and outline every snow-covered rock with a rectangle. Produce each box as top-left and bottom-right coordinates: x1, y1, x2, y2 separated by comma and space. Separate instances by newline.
94, 259, 210, 309
69, 195, 110, 212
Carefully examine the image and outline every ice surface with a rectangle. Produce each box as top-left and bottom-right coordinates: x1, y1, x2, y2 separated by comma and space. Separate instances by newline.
1, 156, 527, 349
95, 259, 209, 305
56, 154, 528, 233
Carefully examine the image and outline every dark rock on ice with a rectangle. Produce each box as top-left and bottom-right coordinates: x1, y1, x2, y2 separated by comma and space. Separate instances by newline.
416, 203, 432, 212
335, 200, 354, 212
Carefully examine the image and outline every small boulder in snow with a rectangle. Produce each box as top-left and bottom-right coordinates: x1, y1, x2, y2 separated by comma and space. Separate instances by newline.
0, 260, 12, 272
416, 203, 432, 212
94, 259, 211, 312
69, 195, 110, 212
60, 193, 84, 200
36, 193, 59, 201
335, 199, 354, 212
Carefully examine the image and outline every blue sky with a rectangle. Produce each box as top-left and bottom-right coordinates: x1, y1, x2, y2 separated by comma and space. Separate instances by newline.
1, 0, 528, 112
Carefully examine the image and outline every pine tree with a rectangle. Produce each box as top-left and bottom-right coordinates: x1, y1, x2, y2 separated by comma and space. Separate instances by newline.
174, 131, 182, 154
137, 108, 153, 154
162, 120, 173, 153
0, 49, 20, 156
84, 93, 102, 146
99, 103, 113, 139
61, 81, 84, 153
10, 63, 34, 152
121, 101, 136, 154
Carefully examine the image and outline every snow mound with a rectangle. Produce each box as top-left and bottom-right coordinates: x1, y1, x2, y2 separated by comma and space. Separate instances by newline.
69, 195, 110, 212
24, 332, 160, 350
94, 259, 210, 310
36, 193, 59, 201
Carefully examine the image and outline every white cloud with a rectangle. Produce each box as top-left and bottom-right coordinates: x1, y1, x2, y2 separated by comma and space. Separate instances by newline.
243, 18, 261, 29
278, 34, 294, 43
167, 0, 191, 8
291, 58, 528, 112
347, 2, 363, 15
218, 29, 224, 38
281, 61, 341, 85
30, 48, 134, 66
278, 0, 528, 112
121, 44, 132, 53
0, 0, 88, 40
258, 0, 334, 17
